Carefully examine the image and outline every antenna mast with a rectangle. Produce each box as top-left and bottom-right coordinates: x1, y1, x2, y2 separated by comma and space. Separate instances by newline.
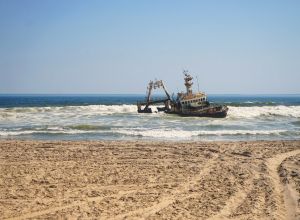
196, 76, 200, 92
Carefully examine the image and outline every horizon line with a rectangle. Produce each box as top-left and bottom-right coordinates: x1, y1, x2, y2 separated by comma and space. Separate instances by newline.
0, 93, 300, 96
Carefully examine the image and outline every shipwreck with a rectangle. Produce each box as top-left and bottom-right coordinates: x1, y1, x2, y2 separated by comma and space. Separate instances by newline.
137, 71, 228, 118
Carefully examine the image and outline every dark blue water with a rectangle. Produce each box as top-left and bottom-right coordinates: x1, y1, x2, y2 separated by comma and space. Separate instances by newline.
0, 94, 144, 108
0, 94, 299, 108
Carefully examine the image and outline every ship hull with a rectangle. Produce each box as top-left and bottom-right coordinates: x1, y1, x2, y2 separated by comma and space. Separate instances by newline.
166, 106, 228, 118
169, 110, 227, 118
138, 108, 152, 113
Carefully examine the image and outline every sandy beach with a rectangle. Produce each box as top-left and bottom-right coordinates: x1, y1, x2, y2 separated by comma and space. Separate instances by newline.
0, 140, 299, 220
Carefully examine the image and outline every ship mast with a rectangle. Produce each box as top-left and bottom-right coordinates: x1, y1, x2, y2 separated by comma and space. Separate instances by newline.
145, 81, 154, 107
183, 70, 193, 95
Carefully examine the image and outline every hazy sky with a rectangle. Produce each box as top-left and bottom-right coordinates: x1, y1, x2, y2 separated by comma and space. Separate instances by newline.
1, 0, 300, 94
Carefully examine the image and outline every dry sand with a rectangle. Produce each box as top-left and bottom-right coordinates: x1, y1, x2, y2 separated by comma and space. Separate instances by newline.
0, 140, 300, 220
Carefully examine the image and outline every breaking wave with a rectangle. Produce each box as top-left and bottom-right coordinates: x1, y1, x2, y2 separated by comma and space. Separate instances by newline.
0, 105, 138, 120
1, 105, 300, 120
115, 129, 296, 139
228, 106, 300, 118
1, 128, 298, 140
0, 104, 137, 114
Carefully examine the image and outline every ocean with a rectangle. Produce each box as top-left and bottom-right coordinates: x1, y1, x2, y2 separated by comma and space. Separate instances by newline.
0, 94, 299, 141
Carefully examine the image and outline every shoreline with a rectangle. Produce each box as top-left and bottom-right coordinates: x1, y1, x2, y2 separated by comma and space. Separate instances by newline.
1, 140, 300, 219
1, 138, 300, 143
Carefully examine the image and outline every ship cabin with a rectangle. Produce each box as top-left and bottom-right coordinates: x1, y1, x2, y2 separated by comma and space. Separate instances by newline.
178, 92, 208, 109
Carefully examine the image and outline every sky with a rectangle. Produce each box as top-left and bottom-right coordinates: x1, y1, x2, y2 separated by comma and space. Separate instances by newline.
0, 0, 300, 94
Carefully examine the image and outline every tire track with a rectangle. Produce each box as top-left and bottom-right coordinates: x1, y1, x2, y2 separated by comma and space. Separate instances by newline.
207, 149, 300, 220
266, 149, 300, 220
207, 172, 259, 220
112, 155, 219, 220
6, 189, 136, 220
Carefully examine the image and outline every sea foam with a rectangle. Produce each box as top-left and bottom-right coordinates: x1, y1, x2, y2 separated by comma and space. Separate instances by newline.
1, 105, 300, 119
0, 104, 299, 140
228, 106, 300, 118
114, 128, 291, 139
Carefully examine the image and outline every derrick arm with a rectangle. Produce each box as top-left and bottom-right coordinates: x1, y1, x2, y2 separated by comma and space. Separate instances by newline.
161, 81, 171, 100
138, 79, 171, 113
145, 81, 153, 108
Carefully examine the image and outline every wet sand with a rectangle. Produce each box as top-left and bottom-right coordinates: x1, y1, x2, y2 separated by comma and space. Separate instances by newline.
0, 140, 300, 220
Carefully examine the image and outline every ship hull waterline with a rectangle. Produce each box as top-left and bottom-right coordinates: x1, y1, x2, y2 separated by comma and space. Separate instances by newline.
165, 109, 228, 118
138, 106, 228, 118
